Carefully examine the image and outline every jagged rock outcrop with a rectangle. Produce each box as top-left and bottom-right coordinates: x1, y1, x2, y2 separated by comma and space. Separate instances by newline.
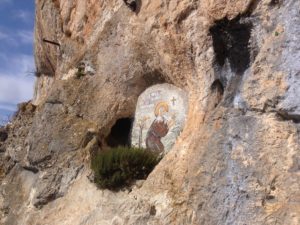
0, 0, 299, 224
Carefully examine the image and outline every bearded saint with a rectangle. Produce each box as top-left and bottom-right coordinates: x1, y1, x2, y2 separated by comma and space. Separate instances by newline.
146, 102, 171, 153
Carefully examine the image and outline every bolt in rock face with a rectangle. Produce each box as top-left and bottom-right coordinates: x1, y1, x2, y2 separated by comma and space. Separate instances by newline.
0, 0, 299, 224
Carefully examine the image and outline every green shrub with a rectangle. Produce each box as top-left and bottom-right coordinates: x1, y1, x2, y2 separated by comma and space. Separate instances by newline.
91, 147, 161, 190
76, 67, 85, 78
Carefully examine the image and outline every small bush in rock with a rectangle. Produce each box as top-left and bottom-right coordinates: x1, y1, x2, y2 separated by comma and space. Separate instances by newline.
91, 147, 161, 190
76, 67, 85, 78
76, 62, 86, 79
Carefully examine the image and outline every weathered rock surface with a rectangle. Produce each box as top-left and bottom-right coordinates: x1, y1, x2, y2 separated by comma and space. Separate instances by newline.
0, 0, 299, 224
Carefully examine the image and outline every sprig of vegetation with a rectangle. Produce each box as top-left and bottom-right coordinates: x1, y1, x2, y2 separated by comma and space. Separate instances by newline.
76, 67, 85, 78
91, 147, 161, 190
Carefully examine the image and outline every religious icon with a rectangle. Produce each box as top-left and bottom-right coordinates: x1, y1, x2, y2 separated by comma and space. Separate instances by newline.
146, 102, 173, 153
131, 84, 188, 153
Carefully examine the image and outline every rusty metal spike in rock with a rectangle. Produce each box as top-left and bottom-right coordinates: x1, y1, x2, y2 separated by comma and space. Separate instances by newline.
42, 38, 60, 47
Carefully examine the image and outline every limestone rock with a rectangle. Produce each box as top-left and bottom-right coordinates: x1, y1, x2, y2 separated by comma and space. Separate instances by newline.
0, 0, 299, 224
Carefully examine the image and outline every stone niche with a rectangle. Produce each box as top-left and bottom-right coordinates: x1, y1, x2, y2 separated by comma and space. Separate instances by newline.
131, 83, 188, 154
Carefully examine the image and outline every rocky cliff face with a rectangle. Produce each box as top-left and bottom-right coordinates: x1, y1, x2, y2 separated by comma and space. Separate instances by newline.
0, 0, 299, 224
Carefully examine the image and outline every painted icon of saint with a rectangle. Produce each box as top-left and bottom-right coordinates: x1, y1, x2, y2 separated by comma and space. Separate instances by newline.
146, 102, 171, 153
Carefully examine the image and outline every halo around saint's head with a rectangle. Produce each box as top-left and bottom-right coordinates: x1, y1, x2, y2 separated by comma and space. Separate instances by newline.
154, 102, 169, 117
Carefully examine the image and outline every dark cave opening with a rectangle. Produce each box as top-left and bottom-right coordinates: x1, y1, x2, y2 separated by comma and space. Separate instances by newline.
211, 79, 224, 95
123, 0, 142, 14
209, 16, 252, 75
106, 118, 133, 147
210, 79, 224, 108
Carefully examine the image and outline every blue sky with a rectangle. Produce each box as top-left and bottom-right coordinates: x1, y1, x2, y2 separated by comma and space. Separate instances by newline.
0, 0, 35, 124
